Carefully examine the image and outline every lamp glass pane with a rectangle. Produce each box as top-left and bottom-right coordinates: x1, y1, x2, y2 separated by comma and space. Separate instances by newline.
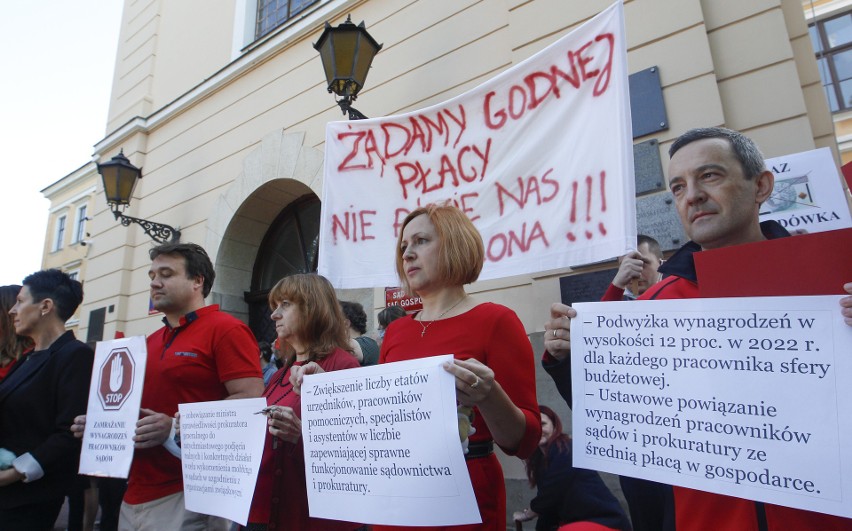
332, 30, 359, 79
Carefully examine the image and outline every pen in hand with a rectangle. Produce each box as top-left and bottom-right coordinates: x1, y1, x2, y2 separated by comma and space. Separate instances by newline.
254, 407, 280, 448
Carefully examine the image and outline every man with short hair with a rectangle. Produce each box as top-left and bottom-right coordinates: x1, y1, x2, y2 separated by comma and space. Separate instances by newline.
603, 234, 664, 301
75, 242, 263, 530
543, 127, 852, 531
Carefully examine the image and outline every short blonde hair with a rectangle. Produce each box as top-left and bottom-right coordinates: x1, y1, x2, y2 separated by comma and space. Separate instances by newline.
268, 274, 350, 366
395, 204, 484, 294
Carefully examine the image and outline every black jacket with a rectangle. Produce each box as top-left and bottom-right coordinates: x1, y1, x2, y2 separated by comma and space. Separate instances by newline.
0, 331, 93, 509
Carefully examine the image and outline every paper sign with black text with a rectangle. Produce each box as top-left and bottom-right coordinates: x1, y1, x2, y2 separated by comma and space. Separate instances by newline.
571, 296, 852, 518
301, 355, 480, 526
179, 398, 267, 526
79, 336, 147, 478
761, 147, 852, 233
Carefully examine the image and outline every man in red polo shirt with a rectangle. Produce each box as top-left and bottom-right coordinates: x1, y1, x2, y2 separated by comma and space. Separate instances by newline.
75, 242, 263, 530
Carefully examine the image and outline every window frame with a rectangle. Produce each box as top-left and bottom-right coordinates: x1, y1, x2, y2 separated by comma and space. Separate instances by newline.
53, 214, 67, 252
810, 11, 852, 113
255, 0, 320, 40
72, 204, 88, 244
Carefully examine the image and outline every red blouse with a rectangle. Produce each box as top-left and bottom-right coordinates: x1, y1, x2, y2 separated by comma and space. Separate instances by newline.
378, 302, 541, 530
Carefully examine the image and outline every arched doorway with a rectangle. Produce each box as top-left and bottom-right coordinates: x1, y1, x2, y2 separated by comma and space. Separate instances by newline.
205, 130, 325, 333
245, 194, 321, 342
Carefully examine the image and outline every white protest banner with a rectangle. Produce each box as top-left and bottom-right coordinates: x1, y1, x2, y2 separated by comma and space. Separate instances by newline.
570, 296, 852, 518
319, 1, 635, 288
79, 336, 147, 477
761, 147, 852, 233
179, 398, 267, 526
301, 355, 480, 526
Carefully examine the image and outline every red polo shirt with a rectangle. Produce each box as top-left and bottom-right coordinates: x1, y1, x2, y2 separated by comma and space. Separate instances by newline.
124, 305, 262, 504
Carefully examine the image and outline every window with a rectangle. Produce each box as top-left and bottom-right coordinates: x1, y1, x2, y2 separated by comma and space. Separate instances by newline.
73, 204, 88, 243
810, 12, 852, 112
256, 0, 318, 39
53, 215, 67, 251
67, 270, 79, 282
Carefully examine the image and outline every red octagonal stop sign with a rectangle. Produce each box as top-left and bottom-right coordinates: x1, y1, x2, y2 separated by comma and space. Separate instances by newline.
97, 347, 136, 410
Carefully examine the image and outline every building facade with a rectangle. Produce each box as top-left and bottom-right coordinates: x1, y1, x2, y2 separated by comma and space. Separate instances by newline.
40, 162, 97, 336
803, 0, 852, 162
67, 0, 844, 523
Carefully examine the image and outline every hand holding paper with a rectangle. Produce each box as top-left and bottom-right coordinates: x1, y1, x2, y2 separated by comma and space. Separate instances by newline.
289, 361, 325, 395
71, 415, 86, 439
544, 302, 576, 360
842, 282, 852, 326
266, 406, 302, 443
133, 408, 173, 449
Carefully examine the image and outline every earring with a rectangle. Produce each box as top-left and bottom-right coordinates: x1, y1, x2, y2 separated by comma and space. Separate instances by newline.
41, 311, 47, 317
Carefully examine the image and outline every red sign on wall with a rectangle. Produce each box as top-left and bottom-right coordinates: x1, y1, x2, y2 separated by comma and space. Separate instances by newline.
384, 287, 422, 313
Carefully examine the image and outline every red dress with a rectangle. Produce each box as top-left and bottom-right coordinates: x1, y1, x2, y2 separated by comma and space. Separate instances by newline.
378, 303, 541, 530
247, 347, 361, 530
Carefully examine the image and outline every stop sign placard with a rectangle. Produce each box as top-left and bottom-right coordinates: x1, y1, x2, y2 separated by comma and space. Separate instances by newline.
97, 347, 136, 410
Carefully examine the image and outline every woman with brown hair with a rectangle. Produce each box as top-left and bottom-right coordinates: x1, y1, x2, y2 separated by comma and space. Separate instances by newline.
514, 405, 631, 531
244, 273, 361, 531
377, 204, 541, 530
0, 285, 32, 382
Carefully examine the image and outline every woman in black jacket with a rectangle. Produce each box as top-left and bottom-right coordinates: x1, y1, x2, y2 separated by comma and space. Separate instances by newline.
0, 270, 94, 530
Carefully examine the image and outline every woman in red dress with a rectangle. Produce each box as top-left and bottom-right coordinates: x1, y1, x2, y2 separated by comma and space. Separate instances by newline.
377, 204, 542, 530
244, 273, 361, 531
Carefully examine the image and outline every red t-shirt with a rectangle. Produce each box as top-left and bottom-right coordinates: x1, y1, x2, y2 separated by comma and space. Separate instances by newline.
248, 347, 360, 530
124, 305, 262, 504
377, 302, 541, 531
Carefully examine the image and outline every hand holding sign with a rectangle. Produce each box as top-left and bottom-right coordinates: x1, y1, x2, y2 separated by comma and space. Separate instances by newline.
544, 302, 576, 361
265, 406, 302, 444
842, 282, 852, 326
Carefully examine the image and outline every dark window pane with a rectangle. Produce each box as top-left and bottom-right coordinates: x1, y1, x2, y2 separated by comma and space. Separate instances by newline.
255, 0, 317, 38
825, 14, 852, 48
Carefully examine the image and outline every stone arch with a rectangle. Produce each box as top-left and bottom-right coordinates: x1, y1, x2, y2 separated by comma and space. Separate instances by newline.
204, 130, 325, 322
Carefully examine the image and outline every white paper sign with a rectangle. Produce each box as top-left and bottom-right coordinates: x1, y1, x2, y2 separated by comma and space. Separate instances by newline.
762, 147, 852, 233
179, 398, 267, 526
79, 336, 147, 477
319, 2, 635, 288
301, 355, 480, 526
571, 296, 852, 518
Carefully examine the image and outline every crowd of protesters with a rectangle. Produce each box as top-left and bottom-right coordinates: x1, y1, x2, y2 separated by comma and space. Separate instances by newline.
0, 127, 851, 531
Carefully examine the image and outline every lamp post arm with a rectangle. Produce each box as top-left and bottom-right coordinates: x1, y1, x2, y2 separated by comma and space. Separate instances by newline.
112, 210, 181, 243
337, 98, 368, 120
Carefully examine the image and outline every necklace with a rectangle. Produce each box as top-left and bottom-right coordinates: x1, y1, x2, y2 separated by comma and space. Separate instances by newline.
264, 362, 302, 405
418, 295, 466, 338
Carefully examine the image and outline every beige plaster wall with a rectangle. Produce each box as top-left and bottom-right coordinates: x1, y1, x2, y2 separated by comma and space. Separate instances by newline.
82, 0, 835, 341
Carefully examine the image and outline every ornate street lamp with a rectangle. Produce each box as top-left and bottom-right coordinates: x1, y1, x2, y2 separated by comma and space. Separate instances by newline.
96, 150, 181, 243
313, 15, 382, 120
